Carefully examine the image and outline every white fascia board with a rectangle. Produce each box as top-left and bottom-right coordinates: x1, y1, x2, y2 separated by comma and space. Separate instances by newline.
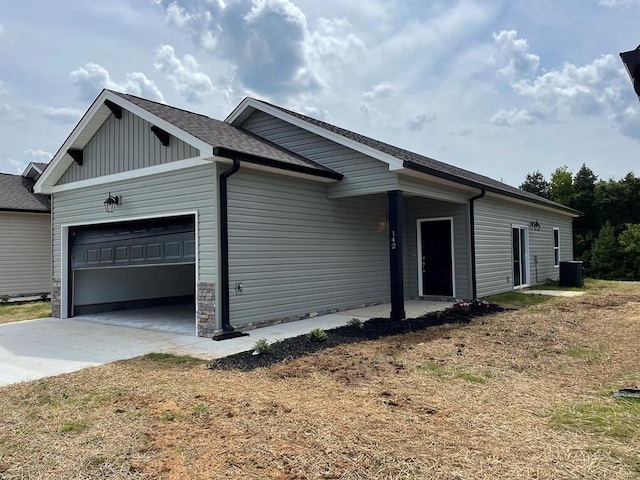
226, 98, 405, 172
34, 90, 214, 194
35, 91, 111, 193
43, 156, 213, 194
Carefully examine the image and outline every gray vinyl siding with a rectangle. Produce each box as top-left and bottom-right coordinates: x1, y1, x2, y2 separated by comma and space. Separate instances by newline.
403, 197, 471, 300
240, 110, 398, 197
226, 168, 389, 326
58, 110, 200, 184
474, 195, 574, 297
398, 173, 474, 204
0, 212, 51, 296
52, 164, 216, 282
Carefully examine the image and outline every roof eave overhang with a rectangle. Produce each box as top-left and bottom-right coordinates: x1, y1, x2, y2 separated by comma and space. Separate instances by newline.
225, 98, 404, 172
213, 146, 343, 181
403, 160, 581, 217
0, 208, 50, 214
620, 46, 640, 102
34, 90, 215, 194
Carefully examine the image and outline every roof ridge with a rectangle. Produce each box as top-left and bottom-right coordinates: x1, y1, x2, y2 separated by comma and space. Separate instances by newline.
108, 90, 215, 121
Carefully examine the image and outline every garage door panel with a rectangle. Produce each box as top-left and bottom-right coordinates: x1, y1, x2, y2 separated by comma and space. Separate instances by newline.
71, 216, 195, 269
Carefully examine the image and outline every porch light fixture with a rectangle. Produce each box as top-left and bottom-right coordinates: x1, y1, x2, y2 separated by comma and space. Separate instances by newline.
103, 193, 120, 213
530, 219, 541, 231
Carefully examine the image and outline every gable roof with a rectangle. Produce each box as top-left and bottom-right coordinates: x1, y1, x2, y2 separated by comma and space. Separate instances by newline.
0, 173, 50, 213
34, 90, 341, 192
228, 98, 580, 216
22, 162, 49, 180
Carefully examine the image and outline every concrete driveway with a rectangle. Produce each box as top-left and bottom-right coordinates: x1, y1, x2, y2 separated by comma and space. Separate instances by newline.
0, 300, 451, 387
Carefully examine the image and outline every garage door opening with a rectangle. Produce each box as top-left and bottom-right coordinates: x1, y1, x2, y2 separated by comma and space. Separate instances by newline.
68, 215, 196, 331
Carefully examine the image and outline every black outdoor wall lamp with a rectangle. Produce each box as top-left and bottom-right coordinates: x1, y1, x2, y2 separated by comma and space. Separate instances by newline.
103, 192, 121, 213
530, 219, 541, 231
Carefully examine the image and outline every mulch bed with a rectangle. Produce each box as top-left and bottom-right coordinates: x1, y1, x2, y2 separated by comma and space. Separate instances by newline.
210, 304, 505, 371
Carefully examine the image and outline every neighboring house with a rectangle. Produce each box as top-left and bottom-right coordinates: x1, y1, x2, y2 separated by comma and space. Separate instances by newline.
620, 45, 640, 100
34, 90, 579, 337
0, 162, 51, 298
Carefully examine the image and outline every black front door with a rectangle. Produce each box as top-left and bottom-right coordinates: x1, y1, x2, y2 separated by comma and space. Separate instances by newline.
420, 219, 453, 296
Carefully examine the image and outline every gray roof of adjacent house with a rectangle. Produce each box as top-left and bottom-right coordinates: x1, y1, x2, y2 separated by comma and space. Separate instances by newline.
110, 91, 342, 180
250, 99, 580, 215
0, 173, 51, 212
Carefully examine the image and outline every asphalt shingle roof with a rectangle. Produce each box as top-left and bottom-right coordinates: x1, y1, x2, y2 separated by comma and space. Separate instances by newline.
0, 173, 51, 212
110, 91, 340, 178
252, 99, 579, 214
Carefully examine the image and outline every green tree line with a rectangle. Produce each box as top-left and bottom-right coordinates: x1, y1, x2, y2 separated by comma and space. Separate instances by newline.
520, 165, 640, 280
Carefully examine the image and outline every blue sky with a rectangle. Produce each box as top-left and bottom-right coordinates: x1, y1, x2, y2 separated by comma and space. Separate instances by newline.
1, 0, 639, 187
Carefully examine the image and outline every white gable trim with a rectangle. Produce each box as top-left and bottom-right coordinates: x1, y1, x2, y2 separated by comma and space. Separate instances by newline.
34, 90, 213, 194
42, 157, 212, 194
226, 98, 405, 172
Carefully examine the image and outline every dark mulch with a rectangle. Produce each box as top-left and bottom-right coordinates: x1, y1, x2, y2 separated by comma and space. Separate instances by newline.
210, 304, 505, 371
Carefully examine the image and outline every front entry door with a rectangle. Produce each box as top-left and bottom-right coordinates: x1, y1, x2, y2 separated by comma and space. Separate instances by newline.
512, 226, 529, 288
419, 219, 454, 296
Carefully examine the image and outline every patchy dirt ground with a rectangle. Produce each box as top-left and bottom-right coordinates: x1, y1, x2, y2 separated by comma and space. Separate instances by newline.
1, 281, 639, 479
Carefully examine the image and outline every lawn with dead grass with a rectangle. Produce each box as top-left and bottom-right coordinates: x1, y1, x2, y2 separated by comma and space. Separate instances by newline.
0, 301, 51, 325
1, 281, 639, 479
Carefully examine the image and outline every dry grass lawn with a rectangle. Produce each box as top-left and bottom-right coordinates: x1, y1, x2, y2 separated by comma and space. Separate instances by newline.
0, 301, 51, 325
1, 281, 639, 479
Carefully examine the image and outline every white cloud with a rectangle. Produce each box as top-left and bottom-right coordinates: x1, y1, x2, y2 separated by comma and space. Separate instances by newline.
155, 0, 365, 96
448, 128, 473, 137
488, 108, 536, 126
155, 45, 214, 103
490, 32, 639, 138
362, 81, 395, 101
492, 30, 539, 79
24, 148, 53, 162
0, 157, 25, 174
69, 63, 164, 103
598, 0, 640, 6
406, 113, 436, 131
41, 106, 83, 123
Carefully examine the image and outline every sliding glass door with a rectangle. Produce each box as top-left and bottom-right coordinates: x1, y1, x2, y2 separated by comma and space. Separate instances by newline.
512, 227, 529, 288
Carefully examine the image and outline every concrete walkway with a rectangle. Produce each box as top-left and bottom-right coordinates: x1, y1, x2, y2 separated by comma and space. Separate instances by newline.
522, 289, 585, 297
0, 300, 451, 387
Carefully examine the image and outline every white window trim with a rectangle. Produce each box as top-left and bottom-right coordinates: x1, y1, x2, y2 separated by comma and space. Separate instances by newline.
553, 227, 560, 268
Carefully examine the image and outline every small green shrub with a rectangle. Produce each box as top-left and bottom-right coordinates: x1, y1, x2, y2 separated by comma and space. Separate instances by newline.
346, 317, 364, 329
60, 421, 87, 434
308, 328, 328, 342
0, 295, 10, 304
252, 338, 271, 355
450, 301, 471, 316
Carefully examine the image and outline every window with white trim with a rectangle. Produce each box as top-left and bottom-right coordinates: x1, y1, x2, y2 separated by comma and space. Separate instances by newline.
553, 228, 560, 267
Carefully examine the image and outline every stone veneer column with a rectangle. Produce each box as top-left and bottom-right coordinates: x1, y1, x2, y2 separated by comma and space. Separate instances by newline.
51, 278, 61, 318
197, 282, 216, 337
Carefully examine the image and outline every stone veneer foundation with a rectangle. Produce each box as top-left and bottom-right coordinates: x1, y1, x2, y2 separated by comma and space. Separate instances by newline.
197, 282, 216, 337
51, 278, 61, 318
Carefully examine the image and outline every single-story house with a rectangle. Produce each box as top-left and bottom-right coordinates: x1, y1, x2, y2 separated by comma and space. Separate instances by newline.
0, 162, 51, 298
34, 90, 579, 337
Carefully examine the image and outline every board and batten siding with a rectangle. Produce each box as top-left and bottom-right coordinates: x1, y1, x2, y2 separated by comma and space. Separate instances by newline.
403, 197, 472, 300
0, 212, 51, 296
52, 165, 217, 282
58, 110, 200, 184
240, 110, 398, 198
474, 195, 574, 298
226, 167, 390, 327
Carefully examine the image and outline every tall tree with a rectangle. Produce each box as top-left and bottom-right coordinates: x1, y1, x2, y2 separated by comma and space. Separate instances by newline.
520, 170, 550, 198
590, 222, 623, 280
548, 166, 574, 206
572, 164, 598, 266
618, 223, 640, 280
